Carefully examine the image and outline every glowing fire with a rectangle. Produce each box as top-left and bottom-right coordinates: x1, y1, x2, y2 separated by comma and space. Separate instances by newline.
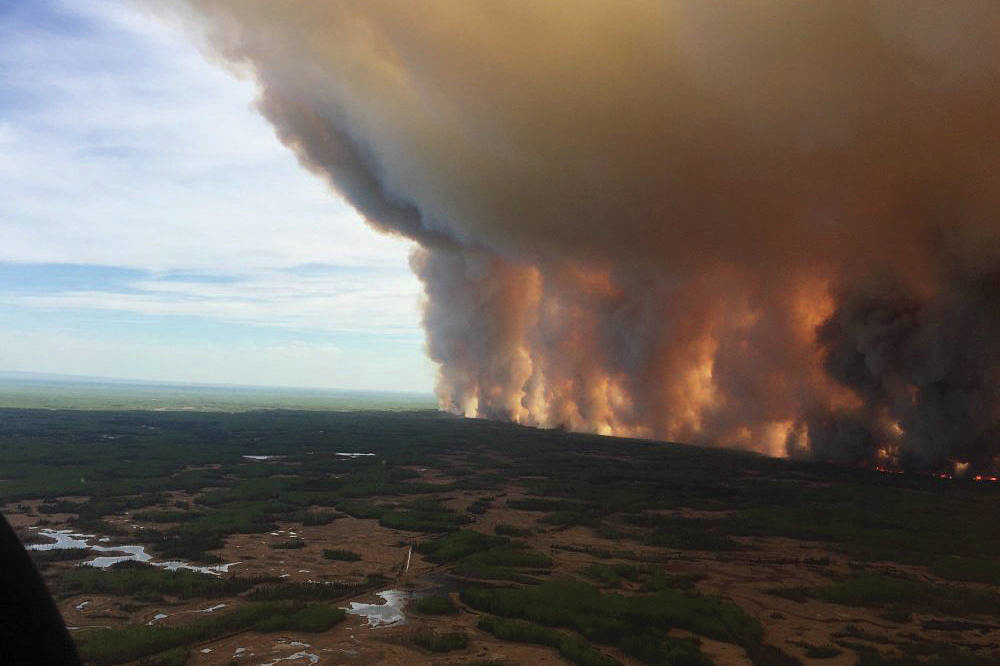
183, 1, 1000, 476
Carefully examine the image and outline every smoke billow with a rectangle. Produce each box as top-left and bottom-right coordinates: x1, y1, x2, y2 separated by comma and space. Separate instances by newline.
177, 1, 1000, 472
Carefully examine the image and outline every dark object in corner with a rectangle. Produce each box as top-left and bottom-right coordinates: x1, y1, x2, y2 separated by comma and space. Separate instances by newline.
0, 514, 81, 665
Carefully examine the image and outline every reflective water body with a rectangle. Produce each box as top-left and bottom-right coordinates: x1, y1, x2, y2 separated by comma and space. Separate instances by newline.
260, 640, 320, 665
28, 530, 91, 551
197, 603, 227, 613
145, 603, 227, 626
27, 528, 241, 575
343, 589, 409, 627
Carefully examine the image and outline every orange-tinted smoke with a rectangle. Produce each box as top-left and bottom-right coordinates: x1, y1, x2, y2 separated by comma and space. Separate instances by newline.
176, 1, 1000, 471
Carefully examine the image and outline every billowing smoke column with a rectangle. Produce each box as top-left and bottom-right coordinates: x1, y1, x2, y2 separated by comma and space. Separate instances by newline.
177, 1, 1000, 472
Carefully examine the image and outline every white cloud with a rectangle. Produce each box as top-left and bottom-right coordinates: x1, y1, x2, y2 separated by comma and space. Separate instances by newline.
0, 0, 416, 273
2, 268, 424, 334
0, 1, 435, 392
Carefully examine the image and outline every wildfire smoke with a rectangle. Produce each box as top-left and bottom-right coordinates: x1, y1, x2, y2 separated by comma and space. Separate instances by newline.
175, 1, 1000, 472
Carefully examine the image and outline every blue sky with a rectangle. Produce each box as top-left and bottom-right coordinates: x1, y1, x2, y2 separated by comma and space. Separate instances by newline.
0, 0, 434, 392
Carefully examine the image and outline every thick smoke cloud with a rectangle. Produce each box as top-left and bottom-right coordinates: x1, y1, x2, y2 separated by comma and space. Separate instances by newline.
176, 1, 1000, 472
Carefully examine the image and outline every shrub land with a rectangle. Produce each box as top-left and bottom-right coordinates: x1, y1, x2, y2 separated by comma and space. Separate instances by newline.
1, 408, 997, 665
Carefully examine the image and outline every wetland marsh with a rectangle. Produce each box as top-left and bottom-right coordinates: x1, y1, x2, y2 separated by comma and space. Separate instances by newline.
3, 408, 999, 665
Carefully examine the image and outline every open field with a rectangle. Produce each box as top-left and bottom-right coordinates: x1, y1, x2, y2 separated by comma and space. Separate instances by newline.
0, 374, 435, 412
3, 408, 999, 665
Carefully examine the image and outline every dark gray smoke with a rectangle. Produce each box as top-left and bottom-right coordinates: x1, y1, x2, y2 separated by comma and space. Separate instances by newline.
814, 264, 1000, 470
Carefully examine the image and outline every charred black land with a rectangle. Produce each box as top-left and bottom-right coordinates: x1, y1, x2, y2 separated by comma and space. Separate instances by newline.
2, 408, 999, 666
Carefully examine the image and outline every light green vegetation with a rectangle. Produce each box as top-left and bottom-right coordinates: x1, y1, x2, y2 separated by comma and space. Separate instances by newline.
75, 602, 345, 665
247, 580, 377, 602
410, 629, 468, 652
58, 561, 272, 602
410, 595, 458, 615
270, 539, 305, 549
769, 574, 1000, 618
463, 579, 760, 665
0, 375, 435, 411
477, 616, 625, 666
789, 641, 841, 659
417, 529, 551, 582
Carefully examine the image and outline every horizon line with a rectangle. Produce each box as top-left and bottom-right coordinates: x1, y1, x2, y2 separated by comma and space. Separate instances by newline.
0, 369, 436, 397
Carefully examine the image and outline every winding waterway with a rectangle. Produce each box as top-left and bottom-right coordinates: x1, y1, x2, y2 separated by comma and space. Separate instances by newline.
27, 528, 241, 575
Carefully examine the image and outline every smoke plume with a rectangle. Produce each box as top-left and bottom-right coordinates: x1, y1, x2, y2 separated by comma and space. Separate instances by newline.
176, 1, 1000, 472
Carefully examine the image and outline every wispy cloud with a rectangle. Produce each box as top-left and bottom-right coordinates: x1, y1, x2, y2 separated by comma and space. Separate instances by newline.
0, 0, 414, 272
0, 1, 433, 391
1, 264, 423, 335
